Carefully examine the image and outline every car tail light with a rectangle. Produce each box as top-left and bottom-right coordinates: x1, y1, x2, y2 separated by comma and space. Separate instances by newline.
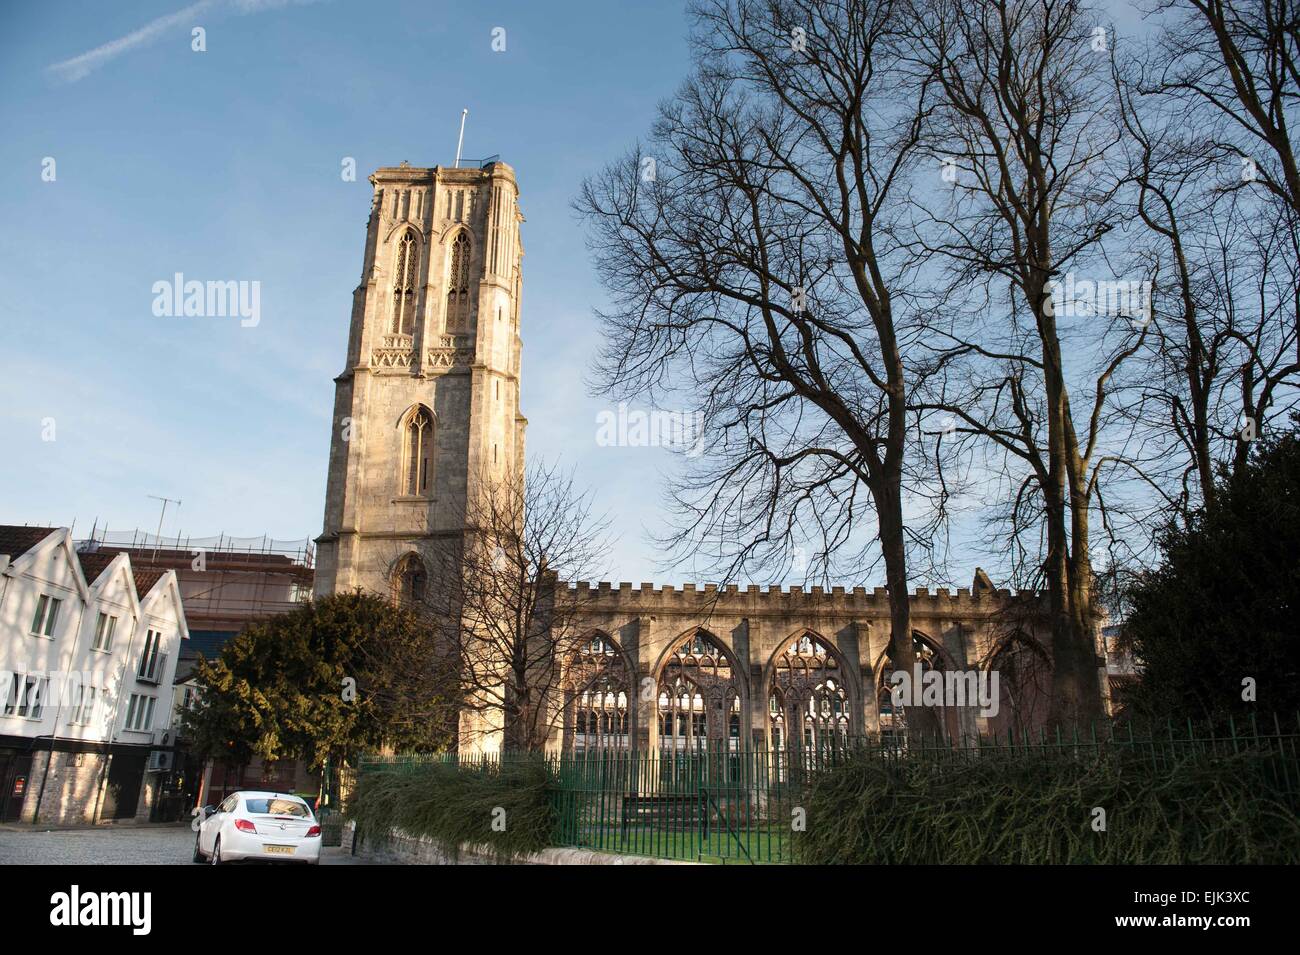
234, 818, 257, 833
305, 825, 321, 837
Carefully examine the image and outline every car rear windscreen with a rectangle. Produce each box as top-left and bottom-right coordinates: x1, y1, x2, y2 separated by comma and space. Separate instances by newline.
246, 798, 311, 817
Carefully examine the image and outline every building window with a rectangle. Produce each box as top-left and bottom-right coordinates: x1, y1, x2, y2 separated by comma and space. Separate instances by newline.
446, 232, 471, 329
70, 685, 98, 726
392, 553, 427, 607
391, 230, 420, 335
92, 612, 117, 651
125, 693, 157, 732
877, 631, 946, 736
403, 407, 435, 495
138, 630, 162, 680
656, 629, 742, 755
565, 633, 631, 755
770, 631, 850, 754
30, 594, 61, 637
3, 673, 48, 719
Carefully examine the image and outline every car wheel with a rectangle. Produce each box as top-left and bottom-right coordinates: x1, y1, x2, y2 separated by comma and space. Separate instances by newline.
210, 836, 223, 865
192, 831, 205, 863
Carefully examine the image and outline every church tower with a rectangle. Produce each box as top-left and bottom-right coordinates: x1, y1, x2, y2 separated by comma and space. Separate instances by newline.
314, 161, 526, 600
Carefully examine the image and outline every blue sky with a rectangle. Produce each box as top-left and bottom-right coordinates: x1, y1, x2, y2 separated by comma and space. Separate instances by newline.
0, 0, 705, 581
0, 0, 1144, 588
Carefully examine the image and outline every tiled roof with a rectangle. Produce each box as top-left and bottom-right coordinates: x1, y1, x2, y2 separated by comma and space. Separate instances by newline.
76, 551, 118, 586
133, 568, 167, 597
72, 551, 166, 599
0, 524, 57, 561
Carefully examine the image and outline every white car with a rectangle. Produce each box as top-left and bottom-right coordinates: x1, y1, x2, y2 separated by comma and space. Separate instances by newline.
193, 791, 322, 865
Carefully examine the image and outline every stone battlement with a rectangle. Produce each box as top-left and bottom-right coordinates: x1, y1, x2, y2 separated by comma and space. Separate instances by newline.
559, 578, 1022, 613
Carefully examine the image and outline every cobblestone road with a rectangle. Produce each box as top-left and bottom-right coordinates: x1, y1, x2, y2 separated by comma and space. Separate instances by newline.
0, 825, 368, 864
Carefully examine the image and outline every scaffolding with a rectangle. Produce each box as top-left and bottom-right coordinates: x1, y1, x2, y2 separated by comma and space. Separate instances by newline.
76, 528, 314, 630
80, 529, 314, 568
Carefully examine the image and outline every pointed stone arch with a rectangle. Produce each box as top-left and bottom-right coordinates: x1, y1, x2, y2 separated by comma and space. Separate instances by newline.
562, 630, 635, 755
390, 551, 426, 607
443, 228, 473, 331
873, 629, 954, 739
764, 629, 858, 753
654, 627, 745, 755
390, 228, 422, 335
981, 629, 1052, 737
397, 403, 436, 497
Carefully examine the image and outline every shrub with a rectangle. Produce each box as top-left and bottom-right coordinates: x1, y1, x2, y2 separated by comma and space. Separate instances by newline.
792, 747, 1300, 864
347, 757, 557, 861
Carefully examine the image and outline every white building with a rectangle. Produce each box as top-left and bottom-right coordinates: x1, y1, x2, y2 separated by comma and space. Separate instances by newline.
0, 526, 187, 824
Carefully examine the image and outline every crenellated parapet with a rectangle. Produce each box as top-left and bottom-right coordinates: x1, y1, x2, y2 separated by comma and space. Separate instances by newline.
558, 578, 1025, 624
544, 569, 1051, 754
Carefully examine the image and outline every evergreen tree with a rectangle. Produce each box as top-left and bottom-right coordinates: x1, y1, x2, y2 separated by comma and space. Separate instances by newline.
1123, 420, 1300, 721
181, 592, 454, 769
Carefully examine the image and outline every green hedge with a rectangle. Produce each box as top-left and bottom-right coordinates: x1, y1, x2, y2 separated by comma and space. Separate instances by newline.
792, 748, 1300, 864
347, 757, 556, 861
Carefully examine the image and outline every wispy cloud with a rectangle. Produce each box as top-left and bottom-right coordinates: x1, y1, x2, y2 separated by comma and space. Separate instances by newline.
46, 0, 322, 85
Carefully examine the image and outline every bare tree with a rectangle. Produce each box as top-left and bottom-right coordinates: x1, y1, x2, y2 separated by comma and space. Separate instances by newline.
1114, 73, 1232, 515
907, 0, 1143, 724
1116, 8, 1300, 517
1149, 0, 1300, 215
577, 0, 950, 735
409, 462, 614, 753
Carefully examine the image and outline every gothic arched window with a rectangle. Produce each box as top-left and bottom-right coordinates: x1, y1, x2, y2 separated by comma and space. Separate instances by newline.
403, 407, 434, 496
446, 232, 471, 329
770, 632, 849, 755
392, 553, 426, 607
656, 630, 742, 756
986, 631, 1051, 737
391, 230, 420, 335
876, 631, 947, 741
565, 633, 632, 756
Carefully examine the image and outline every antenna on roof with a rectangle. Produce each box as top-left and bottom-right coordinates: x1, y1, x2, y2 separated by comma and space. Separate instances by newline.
146, 495, 181, 566
454, 108, 468, 168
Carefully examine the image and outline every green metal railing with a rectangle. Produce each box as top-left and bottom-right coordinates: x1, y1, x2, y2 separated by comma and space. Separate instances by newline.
550, 748, 807, 862
351, 712, 1300, 864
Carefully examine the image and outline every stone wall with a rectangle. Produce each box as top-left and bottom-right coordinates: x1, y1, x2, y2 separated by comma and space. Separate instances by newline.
348, 824, 695, 866
17, 748, 155, 825
315, 162, 525, 601
539, 575, 1076, 754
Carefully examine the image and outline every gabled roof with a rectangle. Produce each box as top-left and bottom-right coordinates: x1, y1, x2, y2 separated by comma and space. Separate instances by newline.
1, 526, 92, 601
0, 525, 58, 561
3, 526, 190, 638
76, 551, 118, 586
133, 568, 167, 596
135, 568, 190, 646
75, 549, 143, 621
77, 544, 171, 608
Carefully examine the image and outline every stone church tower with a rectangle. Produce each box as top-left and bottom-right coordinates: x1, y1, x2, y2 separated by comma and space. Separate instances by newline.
314, 161, 526, 600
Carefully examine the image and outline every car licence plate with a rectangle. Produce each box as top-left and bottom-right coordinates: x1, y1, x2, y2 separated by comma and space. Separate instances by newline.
264, 845, 294, 854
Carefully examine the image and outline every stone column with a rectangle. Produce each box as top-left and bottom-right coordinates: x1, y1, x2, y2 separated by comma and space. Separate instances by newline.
856, 620, 880, 734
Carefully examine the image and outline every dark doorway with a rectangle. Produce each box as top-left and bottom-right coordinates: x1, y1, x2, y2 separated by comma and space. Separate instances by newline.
0, 751, 33, 822
101, 752, 146, 820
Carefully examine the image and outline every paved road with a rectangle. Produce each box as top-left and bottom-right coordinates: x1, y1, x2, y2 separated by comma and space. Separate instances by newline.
0, 825, 368, 865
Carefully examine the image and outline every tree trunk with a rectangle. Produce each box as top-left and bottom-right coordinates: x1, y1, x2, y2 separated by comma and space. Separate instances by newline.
876, 471, 942, 739
1037, 274, 1106, 728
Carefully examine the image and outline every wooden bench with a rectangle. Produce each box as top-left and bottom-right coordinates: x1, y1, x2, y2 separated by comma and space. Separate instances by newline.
620, 792, 703, 834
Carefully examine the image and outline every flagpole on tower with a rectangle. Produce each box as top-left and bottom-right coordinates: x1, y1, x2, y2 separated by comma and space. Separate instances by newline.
454, 108, 469, 167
